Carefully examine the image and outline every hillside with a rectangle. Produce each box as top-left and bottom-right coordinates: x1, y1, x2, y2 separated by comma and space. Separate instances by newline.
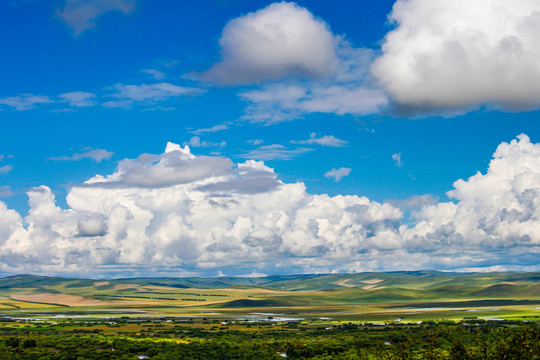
0, 271, 537, 322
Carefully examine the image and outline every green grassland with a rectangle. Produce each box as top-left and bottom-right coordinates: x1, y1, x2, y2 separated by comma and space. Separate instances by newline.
0, 271, 537, 323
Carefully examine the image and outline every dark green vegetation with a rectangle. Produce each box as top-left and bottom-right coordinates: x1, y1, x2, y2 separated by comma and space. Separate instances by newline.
0, 317, 537, 359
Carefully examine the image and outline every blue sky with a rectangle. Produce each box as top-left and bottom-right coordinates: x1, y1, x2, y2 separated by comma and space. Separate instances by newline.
1, 0, 540, 277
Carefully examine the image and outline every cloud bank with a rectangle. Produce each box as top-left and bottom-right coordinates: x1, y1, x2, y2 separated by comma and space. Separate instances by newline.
0, 136, 539, 276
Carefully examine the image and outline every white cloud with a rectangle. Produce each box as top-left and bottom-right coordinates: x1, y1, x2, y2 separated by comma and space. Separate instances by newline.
247, 139, 264, 146
190, 124, 229, 135
233, 33, 386, 123
47, 147, 113, 163
105, 83, 204, 108
0, 94, 51, 111
141, 69, 166, 80
401, 134, 540, 268
392, 153, 402, 167
183, 136, 226, 148
59, 91, 97, 107
241, 144, 313, 161
200, 2, 387, 123
0, 156, 13, 175
0, 143, 405, 275
292, 133, 348, 147
386, 195, 438, 212
324, 167, 351, 182
0, 165, 12, 174
240, 81, 387, 124
202, 2, 337, 85
372, 0, 540, 113
0, 186, 14, 198
2, 136, 540, 275
56, 0, 135, 36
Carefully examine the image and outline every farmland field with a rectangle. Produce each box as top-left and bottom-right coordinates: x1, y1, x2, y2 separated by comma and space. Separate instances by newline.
0, 271, 537, 323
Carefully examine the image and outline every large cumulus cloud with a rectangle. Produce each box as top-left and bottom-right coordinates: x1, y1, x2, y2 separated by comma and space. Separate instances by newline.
0, 143, 403, 276
372, 0, 540, 113
402, 134, 540, 268
1, 136, 540, 276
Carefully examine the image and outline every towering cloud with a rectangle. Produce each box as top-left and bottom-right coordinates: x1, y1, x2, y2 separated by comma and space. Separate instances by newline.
372, 0, 540, 113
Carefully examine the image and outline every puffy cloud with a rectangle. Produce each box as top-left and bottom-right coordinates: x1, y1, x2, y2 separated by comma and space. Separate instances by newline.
324, 167, 351, 182
47, 147, 113, 162
372, 0, 540, 113
77, 214, 107, 237
56, 0, 135, 36
292, 133, 348, 147
0, 94, 51, 111
202, 2, 337, 85
59, 91, 97, 107
2, 136, 540, 275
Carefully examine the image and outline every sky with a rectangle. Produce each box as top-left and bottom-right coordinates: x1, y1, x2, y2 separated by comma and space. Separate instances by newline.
1, 0, 540, 277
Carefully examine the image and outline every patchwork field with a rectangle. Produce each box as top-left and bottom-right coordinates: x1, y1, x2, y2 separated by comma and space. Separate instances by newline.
0, 271, 538, 323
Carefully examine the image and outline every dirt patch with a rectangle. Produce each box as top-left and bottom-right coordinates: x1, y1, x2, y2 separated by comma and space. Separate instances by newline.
94, 281, 109, 286
360, 279, 383, 285
335, 279, 356, 288
362, 285, 386, 291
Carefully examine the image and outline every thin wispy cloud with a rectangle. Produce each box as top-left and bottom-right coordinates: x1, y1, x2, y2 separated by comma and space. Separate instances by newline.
0, 94, 52, 111
0, 165, 13, 174
47, 147, 113, 163
103, 83, 205, 109
183, 136, 226, 148
292, 133, 348, 147
0, 186, 14, 198
190, 124, 229, 135
324, 167, 351, 182
241, 144, 313, 161
59, 91, 97, 107
141, 69, 166, 80
392, 152, 402, 167
56, 0, 135, 36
